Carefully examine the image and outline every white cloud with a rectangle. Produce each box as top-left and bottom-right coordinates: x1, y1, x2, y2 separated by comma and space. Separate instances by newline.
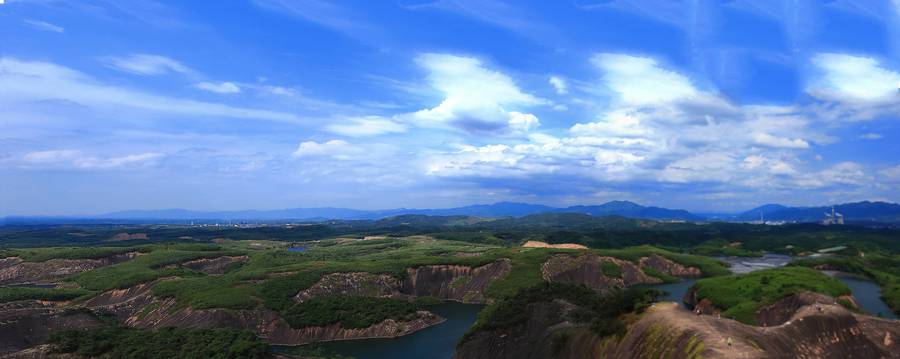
592, 54, 699, 105
859, 133, 883, 140
292, 140, 361, 160
426, 53, 833, 192
20, 150, 162, 169
549, 76, 568, 94
751, 132, 810, 149
508, 111, 540, 132
195, 81, 241, 94
404, 53, 544, 133
0, 57, 300, 123
809, 53, 900, 101
23, 19, 65, 33
103, 54, 194, 76
325, 116, 406, 137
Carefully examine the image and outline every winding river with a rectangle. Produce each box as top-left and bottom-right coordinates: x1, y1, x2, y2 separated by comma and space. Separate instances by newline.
318, 302, 483, 359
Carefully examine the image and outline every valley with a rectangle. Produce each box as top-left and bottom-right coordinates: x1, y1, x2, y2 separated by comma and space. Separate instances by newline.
0, 216, 898, 358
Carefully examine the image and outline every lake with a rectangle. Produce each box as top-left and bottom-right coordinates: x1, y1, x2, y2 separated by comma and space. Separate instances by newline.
317, 302, 483, 359
638, 279, 697, 309
823, 271, 897, 320
287, 246, 307, 252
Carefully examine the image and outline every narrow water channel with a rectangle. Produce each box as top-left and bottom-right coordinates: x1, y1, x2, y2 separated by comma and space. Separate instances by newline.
317, 302, 483, 359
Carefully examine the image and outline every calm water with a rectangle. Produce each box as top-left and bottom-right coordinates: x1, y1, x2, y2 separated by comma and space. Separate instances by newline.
638, 279, 697, 308
287, 246, 307, 252
715, 253, 795, 274
823, 272, 897, 320
317, 302, 483, 359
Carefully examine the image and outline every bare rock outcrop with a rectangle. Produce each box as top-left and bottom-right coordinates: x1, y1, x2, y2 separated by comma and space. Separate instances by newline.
401, 259, 512, 303
82, 279, 445, 345
639, 254, 701, 277
457, 296, 900, 359
294, 272, 402, 303
541, 254, 660, 291
0, 302, 104, 355
181, 255, 248, 275
0, 253, 140, 285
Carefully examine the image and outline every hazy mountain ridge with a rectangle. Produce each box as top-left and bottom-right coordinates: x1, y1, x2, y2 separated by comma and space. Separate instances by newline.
5, 201, 900, 224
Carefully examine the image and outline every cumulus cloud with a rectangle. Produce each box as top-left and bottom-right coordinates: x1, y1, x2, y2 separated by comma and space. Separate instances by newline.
20, 150, 162, 169
809, 53, 900, 101
592, 54, 700, 105
403, 53, 544, 133
325, 116, 406, 137
102, 54, 194, 76
426, 52, 835, 193
548, 76, 568, 94
292, 140, 361, 160
508, 111, 540, 132
195, 81, 241, 94
23, 19, 65, 33
806, 53, 900, 121
0, 57, 300, 122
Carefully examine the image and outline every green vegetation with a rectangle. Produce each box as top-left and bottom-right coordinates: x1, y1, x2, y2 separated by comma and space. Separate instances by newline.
0, 287, 90, 302
70, 244, 243, 292
790, 254, 900, 315
48, 326, 271, 358
601, 261, 622, 278
0, 246, 148, 262
284, 296, 420, 329
464, 282, 659, 342
690, 266, 851, 324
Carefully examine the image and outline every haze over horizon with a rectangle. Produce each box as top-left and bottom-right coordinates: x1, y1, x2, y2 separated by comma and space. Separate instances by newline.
3, 0, 900, 216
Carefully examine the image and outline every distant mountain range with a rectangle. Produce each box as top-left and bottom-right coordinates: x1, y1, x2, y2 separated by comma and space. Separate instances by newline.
4, 201, 900, 224
93, 200, 700, 222
733, 201, 900, 223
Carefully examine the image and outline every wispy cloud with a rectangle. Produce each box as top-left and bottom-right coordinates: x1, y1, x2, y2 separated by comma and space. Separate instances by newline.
0, 57, 300, 123
19, 150, 163, 169
326, 116, 406, 137
410, 0, 562, 45
252, 0, 386, 44
195, 81, 241, 94
23, 19, 65, 33
102, 54, 195, 76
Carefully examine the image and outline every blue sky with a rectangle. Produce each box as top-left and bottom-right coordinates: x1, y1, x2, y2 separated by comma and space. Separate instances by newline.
2, 0, 900, 215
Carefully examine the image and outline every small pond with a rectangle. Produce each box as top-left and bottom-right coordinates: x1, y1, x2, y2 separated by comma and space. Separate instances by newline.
316, 302, 483, 359
286, 246, 307, 252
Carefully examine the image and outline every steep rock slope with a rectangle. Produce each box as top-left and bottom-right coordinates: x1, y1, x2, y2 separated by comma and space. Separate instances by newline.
541, 254, 698, 290
401, 259, 512, 303
457, 295, 900, 359
0, 252, 140, 285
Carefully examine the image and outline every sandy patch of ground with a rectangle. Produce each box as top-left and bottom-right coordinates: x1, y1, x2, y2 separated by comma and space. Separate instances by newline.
522, 241, 588, 250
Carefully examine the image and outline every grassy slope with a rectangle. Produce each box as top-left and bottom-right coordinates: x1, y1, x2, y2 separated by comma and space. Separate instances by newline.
690, 266, 850, 324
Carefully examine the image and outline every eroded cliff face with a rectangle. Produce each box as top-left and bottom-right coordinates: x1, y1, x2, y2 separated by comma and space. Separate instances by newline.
541, 254, 661, 290
293, 272, 402, 303
458, 294, 900, 359
638, 254, 702, 277
0, 302, 104, 355
0, 252, 141, 285
81, 279, 445, 346
402, 259, 512, 303
615, 299, 900, 359
454, 299, 593, 359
